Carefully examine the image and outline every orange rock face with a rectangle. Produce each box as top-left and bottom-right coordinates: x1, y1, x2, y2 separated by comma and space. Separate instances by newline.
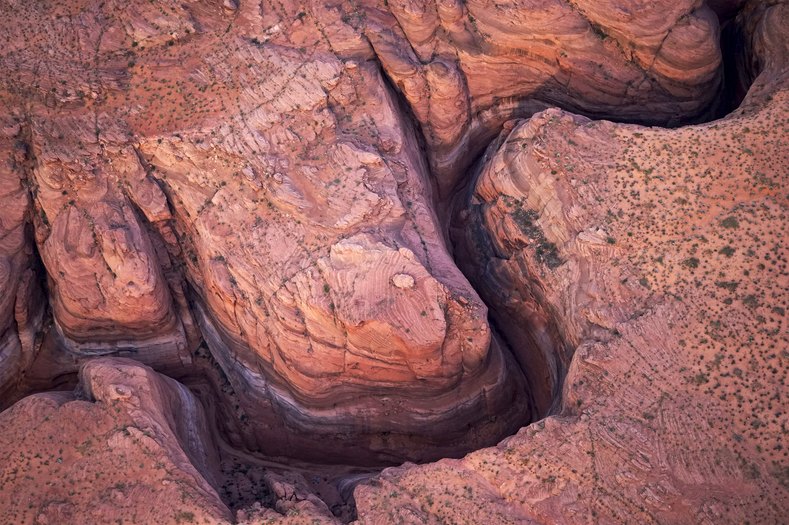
0, 0, 532, 462
0, 0, 786, 524
0, 122, 46, 399
357, 3, 789, 523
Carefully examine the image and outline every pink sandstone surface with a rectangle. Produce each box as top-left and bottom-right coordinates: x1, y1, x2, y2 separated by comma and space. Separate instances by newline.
0, 0, 786, 523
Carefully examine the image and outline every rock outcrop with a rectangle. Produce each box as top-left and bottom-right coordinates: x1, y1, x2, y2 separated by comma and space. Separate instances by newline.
0, 0, 786, 523
366, 0, 724, 193
0, 358, 231, 524
0, 0, 742, 461
30, 115, 195, 370
355, 2, 788, 522
0, 119, 46, 400
0, 0, 533, 462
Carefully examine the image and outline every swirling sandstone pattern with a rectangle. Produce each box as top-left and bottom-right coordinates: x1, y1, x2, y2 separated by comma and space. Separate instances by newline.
0, 0, 533, 461
0, 121, 46, 399
0, 0, 786, 523
367, 0, 723, 192
0, 358, 231, 524
357, 2, 788, 523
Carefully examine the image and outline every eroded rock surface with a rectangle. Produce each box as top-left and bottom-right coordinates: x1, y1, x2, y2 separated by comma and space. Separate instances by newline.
0, 0, 534, 462
0, 121, 46, 400
367, 0, 724, 193
356, 2, 788, 523
0, 0, 741, 460
0, 358, 231, 524
0, 0, 786, 523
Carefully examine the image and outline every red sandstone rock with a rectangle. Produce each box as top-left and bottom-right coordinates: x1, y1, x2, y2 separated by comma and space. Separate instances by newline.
0, 0, 531, 461
0, 358, 231, 524
0, 0, 786, 523
367, 0, 724, 194
0, 119, 46, 399
356, 3, 789, 523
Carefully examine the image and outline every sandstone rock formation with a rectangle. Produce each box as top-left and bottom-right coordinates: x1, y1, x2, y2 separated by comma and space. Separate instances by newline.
356, 2, 789, 522
0, 0, 740, 461
0, 0, 532, 462
0, 358, 231, 524
366, 0, 724, 194
0, 0, 786, 523
0, 120, 46, 400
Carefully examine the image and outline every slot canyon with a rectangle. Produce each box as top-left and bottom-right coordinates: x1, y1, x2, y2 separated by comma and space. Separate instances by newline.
0, 0, 786, 523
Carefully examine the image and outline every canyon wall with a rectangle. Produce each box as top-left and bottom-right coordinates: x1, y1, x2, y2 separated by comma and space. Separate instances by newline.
367, 0, 724, 193
0, 0, 786, 523
0, 0, 730, 461
0, 358, 231, 524
357, 2, 789, 522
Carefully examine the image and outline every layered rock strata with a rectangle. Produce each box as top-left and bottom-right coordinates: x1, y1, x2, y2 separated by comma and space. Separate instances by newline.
0, 0, 533, 462
355, 2, 788, 523
0, 0, 785, 523
0, 120, 46, 400
365, 0, 724, 194
0, 358, 231, 524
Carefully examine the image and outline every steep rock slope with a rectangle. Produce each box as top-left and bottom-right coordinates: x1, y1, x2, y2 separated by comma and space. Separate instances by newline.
0, 0, 785, 523
0, 120, 46, 400
0, 358, 231, 524
355, 2, 788, 523
0, 0, 533, 461
0, 0, 733, 462
365, 0, 723, 193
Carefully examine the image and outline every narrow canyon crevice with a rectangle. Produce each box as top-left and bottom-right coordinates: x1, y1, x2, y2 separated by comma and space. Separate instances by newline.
5, 0, 755, 475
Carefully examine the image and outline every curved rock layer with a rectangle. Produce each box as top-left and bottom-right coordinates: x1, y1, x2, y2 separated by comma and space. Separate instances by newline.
0, 0, 734, 462
0, 122, 46, 400
0, 0, 742, 461
366, 0, 724, 194
0, 0, 786, 523
357, 2, 788, 523
0, 358, 231, 524
0, 0, 535, 462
